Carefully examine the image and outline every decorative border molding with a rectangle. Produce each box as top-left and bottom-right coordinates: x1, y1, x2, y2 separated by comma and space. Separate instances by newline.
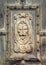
5, 3, 42, 61
6, 3, 39, 10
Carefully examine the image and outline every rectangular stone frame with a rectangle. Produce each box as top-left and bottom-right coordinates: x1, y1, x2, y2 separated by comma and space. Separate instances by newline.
5, 3, 42, 60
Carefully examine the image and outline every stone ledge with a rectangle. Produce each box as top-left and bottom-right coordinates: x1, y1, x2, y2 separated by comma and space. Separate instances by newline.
7, 53, 40, 62
40, 30, 46, 36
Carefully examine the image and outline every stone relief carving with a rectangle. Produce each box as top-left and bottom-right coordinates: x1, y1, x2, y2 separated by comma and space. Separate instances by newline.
5, 4, 42, 64
13, 13, 34, 53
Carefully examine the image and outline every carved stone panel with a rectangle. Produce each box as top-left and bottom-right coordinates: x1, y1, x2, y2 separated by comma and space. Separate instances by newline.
6, 4, 41, 63
14, 13, 34, 53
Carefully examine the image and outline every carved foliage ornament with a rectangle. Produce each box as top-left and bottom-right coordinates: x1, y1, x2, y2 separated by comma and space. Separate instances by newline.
13, 13, 34, 53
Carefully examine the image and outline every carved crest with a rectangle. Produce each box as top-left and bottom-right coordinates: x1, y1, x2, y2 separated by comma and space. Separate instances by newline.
13, 13, 34, 52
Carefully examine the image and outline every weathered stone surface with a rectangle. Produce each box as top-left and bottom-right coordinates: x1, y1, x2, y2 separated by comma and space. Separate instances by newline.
0, 0, 46, 65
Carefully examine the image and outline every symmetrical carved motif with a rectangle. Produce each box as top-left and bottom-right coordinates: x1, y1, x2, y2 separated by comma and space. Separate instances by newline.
6, 4, 42, 64
14, 13, 34, 53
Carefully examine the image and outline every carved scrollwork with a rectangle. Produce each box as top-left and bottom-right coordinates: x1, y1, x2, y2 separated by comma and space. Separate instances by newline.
13, 13, 34, 53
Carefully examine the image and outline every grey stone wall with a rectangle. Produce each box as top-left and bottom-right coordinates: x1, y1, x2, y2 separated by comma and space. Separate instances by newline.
0, 0, 46, 65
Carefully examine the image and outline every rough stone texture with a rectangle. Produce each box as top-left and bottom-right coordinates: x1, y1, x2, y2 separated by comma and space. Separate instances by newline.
0, 0, 46, 65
